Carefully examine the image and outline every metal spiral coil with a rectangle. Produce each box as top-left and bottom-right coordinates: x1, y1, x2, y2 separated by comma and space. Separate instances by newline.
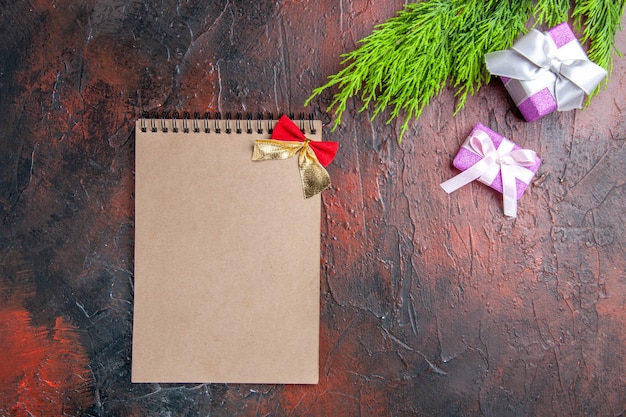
139, 111, 317, 135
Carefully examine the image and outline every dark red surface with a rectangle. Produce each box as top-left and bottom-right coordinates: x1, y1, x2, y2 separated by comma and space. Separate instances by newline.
1, 1, 625, 416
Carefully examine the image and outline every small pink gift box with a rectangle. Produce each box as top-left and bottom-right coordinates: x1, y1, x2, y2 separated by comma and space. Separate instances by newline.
440, 123, 541, 217
485, 22, 607, 122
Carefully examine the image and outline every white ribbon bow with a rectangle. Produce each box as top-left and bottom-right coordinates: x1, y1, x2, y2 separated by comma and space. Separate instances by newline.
485, 29, 607, 111
440, 130, 537, 217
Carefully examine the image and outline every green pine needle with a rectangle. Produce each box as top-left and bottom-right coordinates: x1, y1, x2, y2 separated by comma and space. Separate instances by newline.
573, 0, 626, 83
533, 0, 571, 27
305, 0, 625, 142
450, 1, 533, 113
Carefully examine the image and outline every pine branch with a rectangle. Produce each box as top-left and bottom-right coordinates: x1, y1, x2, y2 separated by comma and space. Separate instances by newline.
306, 1, 458, 139
305, 0, 625, 142
573, 0, 626, 79
450, 1, 534, 113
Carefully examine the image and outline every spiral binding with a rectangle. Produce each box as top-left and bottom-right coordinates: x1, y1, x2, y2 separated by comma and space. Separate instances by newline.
140, 111, 317, 135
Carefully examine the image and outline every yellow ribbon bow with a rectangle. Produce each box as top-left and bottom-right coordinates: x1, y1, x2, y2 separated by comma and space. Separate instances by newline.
252, 138, 331, 198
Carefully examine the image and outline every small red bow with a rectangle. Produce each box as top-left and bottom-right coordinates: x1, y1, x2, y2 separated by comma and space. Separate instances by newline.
271, 115, 338, 166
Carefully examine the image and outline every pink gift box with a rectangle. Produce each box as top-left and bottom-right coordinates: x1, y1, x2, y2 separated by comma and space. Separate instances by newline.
498, 22, 600, 122
452, 123, 541, 200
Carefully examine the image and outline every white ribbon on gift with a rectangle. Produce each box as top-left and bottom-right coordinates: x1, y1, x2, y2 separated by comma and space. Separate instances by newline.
440, 130, 537, 217
485, 29, 607, 111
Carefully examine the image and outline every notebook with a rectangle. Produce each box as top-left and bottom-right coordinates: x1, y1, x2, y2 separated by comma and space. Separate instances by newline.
132, 113, 322, 384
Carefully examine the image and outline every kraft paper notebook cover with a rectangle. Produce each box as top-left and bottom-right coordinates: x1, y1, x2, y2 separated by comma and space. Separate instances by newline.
132, 114, 322, 384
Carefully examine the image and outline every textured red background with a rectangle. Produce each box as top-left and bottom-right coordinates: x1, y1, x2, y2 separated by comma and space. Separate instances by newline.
1, 1, 625, 416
